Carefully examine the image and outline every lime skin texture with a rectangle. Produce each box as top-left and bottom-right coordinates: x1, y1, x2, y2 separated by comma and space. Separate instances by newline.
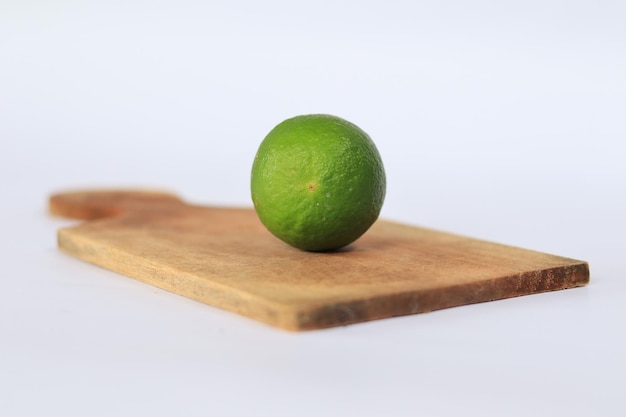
251, 114, 386, 252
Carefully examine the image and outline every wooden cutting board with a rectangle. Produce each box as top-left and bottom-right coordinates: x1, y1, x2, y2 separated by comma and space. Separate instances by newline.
50, 190, 589, 331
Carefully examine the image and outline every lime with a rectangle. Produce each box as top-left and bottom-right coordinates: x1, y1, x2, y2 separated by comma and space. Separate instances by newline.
250, 114, 386, 251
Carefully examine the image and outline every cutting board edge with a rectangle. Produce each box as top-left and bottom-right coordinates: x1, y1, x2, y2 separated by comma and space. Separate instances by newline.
58, 224, 590, 331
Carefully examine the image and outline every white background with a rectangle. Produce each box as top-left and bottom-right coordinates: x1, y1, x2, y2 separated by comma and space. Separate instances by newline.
2, 1, 625, 416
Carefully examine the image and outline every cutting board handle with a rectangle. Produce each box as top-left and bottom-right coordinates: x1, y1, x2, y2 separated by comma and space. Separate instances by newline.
49, 190, 184, 220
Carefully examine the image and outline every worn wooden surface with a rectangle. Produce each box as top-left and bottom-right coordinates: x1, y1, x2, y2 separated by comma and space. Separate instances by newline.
50, 190, 589, 331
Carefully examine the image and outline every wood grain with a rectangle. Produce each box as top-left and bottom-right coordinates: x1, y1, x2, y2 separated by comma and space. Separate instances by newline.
50, 190, 589, 331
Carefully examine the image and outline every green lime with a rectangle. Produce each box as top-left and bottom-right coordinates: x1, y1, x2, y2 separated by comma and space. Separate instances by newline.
250, 114, 386, 251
